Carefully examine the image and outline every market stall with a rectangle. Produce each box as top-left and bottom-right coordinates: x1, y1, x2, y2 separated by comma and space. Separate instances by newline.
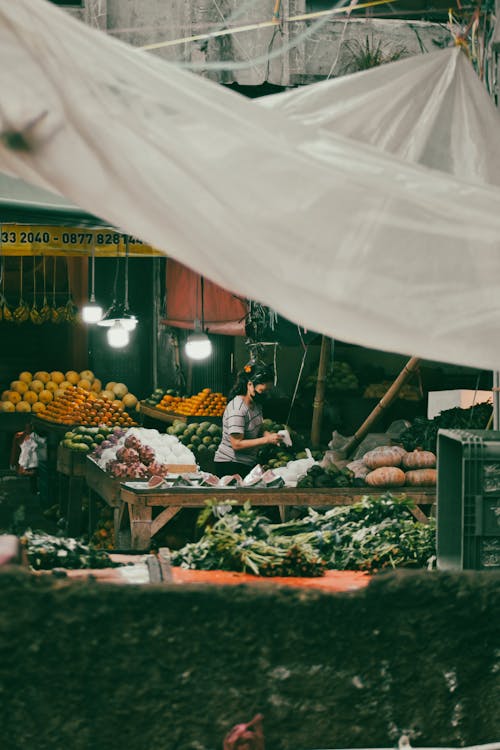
120, 483, 435, 550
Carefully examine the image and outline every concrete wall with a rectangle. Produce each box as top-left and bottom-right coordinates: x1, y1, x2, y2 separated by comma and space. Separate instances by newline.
73, 0, 450, 85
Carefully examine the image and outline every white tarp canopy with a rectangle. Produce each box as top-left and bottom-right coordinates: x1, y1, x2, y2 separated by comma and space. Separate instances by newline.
1, 0, 500, 370
262, 48, 500, 187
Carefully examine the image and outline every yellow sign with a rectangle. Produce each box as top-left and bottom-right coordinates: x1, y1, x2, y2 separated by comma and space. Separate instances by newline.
0, 224, 164, 257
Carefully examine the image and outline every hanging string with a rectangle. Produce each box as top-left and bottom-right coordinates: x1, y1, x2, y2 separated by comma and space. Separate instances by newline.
285, 326, 310, 426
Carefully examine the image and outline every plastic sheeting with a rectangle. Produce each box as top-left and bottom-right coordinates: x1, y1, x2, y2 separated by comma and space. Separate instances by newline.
261, 48, 500, 187
2, 1, 500, 369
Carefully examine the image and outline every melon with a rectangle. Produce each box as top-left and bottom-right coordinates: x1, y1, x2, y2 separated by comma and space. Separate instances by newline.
2, 401, 15, 412
50, 371, 65, 384
19, 371, 33, 384
59, 380, 72, 390
24, 391, 38, 405
1, 391, 10, 402
45, 381, 59, 393
8, 391, 21, 405
16, 401, 31, 412
54, 389, 66, 399
39, 390, 54, 404
122, 393, 138, 409
65, 371, 80, 385
29, 380, 44, 394
11, 380, 28, 395
105, 382, 116, 392
112, 400, 124, 411
91, 379, 102, 393
101, 390, 115, 401
78, 379, 92, 391
113, 383, 128, 399
79, 370, 95, 383
32, 402, 46, 414
34, 371, 50, 384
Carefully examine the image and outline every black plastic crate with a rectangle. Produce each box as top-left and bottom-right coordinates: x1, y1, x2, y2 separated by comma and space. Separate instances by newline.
437, 429, 500, 570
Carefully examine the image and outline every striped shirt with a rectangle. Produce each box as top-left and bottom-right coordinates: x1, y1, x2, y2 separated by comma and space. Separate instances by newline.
214, 395, 263, 466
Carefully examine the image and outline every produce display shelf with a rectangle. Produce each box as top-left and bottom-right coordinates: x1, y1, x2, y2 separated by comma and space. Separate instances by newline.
139, 403, 222, 425
120, 485, 436, 550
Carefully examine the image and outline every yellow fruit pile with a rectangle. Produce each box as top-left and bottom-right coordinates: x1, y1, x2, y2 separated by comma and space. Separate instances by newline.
1, 370, 138, 414
37, 385, 138, 427
156, 388, 226, 417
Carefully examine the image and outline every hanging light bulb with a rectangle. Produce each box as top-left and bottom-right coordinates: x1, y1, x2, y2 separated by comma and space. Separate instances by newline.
185, 329, 212, 360
107, 320, 130, 348
81, 246, 103, 324
97, 239, 138, 330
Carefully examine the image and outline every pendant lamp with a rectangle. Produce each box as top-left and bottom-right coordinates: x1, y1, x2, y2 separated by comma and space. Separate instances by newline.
185, 277, 212, 360
81, 246, 103, 324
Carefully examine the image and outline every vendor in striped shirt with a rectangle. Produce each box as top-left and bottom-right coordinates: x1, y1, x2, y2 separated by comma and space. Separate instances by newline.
214, 362, 282, 477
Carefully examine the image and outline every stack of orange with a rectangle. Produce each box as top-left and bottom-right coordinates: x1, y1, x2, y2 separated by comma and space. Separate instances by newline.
157, 388, 226, 417
37, 386, 138, 427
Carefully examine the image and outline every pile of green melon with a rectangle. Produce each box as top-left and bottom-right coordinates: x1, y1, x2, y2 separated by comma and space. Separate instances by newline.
142, 388, 180, 407
61, 425, 114, 453
166, 420, 221, 459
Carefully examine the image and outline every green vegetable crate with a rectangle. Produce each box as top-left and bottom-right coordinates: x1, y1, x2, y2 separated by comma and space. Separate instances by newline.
437, 429, 500, 570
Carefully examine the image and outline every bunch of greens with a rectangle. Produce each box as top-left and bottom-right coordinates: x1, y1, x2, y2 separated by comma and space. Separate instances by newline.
172, 495, 436, 576
401, 402, 492, 452
171, 502, 325, 577
20, 530, 121, 570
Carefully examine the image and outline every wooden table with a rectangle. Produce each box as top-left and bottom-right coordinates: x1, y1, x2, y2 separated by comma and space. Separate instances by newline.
120, 485, 436, 550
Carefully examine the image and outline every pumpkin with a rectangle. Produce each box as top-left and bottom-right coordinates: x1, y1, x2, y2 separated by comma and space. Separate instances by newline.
365, 467, 406, 487
404, 469, 437, 486
15, 401, 31, 412
113, 382, 128, 399
91, 378, 102, 393
45, 381, 59, 393
23, 391, 38, 405
78, 379, 92, 391
1, 391, 10, 402
39, 389, 54, 404
11, 380, 28, 395
101, 389, 115, 401
105, 381, 116, 392
32, 402, 46, 414
7, 391, 21, 405
65, 371, 80, 385
122, 393, 138, 409
402, 450, 436, 470
363, 446, 406, 469
59, 380, 73, 390
2, 401, 15, 412
19, 371, 33, 384
50, 371, 65, 384
79, 370, 95, 383
34, 371, 50, 384
29, 380, 45, 394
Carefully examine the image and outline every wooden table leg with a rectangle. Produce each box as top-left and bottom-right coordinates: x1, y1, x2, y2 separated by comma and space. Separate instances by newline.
128, 504, 153, 550
113, 501, 126, 540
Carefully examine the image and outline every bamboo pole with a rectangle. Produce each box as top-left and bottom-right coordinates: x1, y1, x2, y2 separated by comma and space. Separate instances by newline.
342, 356, 421, 458
310, 336, 332, 447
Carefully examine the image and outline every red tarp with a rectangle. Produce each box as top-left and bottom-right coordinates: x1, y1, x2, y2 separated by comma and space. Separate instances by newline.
163, 259, 247, 336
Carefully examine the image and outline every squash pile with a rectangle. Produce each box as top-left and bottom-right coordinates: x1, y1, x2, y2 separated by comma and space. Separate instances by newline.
37, 386, 138, 427
358, 446, 437, 488
1, 369, 138, 414
155, 388, 226, 417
